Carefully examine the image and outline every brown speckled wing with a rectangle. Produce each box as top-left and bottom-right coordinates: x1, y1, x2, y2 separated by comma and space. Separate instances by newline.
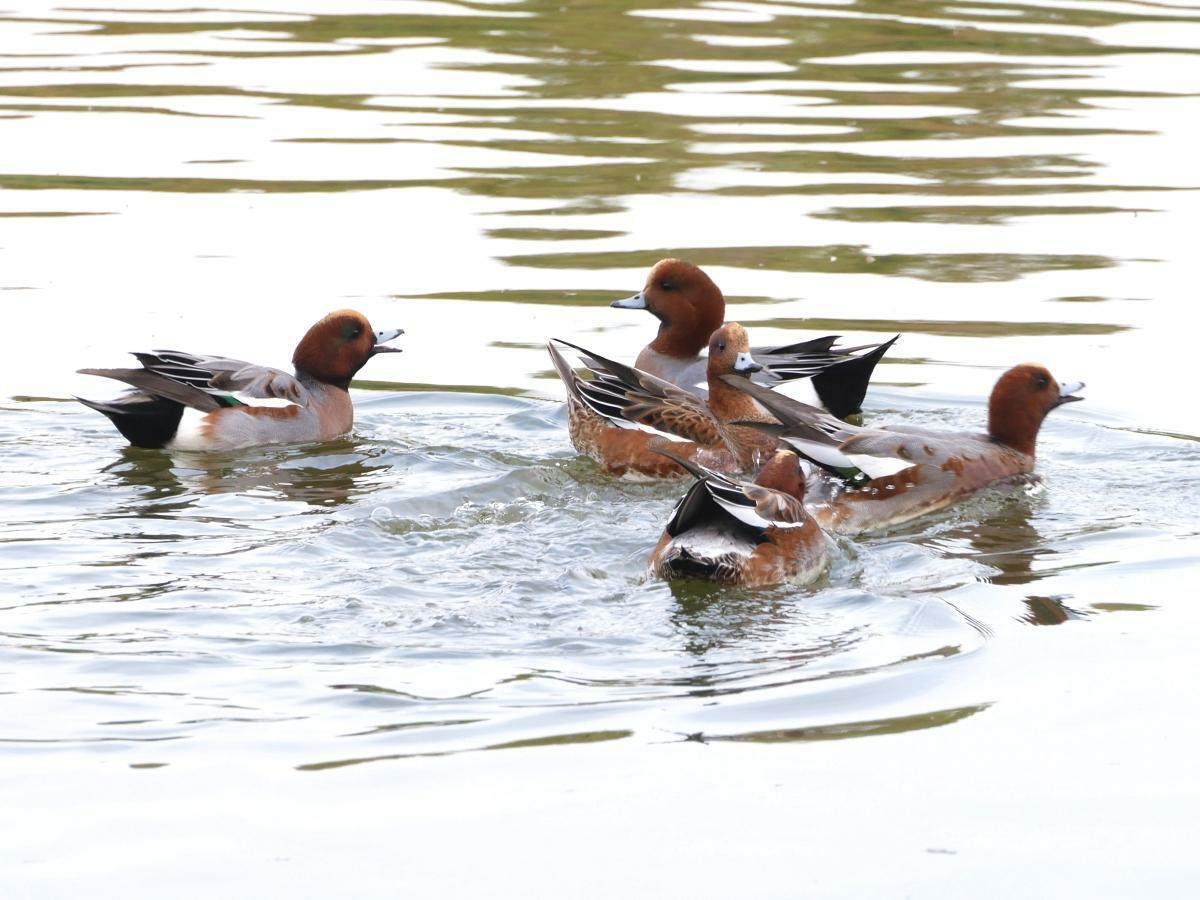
553, 339, 721, 445
620, 393, 723, 446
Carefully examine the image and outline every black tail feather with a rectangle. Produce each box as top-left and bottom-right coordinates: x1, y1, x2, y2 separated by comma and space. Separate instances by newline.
664, 546, 721, 580
762, 335, 842, 357
810, 334, 899, 420
76, 395, 184, 449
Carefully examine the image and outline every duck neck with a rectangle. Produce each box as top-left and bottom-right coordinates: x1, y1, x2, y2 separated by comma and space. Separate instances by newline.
707, 374, 778, 467
649, 298, 724, 359
296, 367, 352, 393
988, 406, 1042, 458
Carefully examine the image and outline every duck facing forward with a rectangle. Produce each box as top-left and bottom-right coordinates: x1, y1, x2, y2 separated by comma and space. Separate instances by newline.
723, 364, 1084, 535
77, 309, 403, 451
649, 449, 828, 587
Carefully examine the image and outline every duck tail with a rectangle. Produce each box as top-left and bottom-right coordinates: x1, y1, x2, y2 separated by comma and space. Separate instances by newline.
661, 546, 724, 581
810, 334, 899, 420
546, 340, 586, 404
75, 394, 184, 449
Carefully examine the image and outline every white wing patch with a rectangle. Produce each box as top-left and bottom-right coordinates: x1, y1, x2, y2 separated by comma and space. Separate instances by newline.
780, 435, 916, 480
705, 478, 808, 530
845, 453, 917, 480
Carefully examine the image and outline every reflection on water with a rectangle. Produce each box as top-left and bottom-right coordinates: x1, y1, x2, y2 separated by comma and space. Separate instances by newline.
917, 489, 1092, 624
502, 243, 1120, 282
1, 0, 1194, 213
690, 702, 989, 744
668, 580, 808, 656
102, 440, 389, 507
927, 490, 1049, 586
1, 0, 1200, 888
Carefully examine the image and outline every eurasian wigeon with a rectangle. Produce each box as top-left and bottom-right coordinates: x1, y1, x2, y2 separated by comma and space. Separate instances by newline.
77, 309, 403, 451
722, 364, 1085, 534
612, 258, 897, 419
547, 323, 781, 478
648, 448, 828, 587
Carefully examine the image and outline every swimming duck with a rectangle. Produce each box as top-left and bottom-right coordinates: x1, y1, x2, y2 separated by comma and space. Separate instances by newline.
648, 448, 828, 587
612, 258, 897, 419
548, 323, 781, 478
722, 365, 1084, 534
77, 309, 403, 451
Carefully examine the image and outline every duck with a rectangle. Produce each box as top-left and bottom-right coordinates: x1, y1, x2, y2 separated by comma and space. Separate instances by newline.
612, 258, 897, 419
720, 364, 1084, 534
77, 309, 403, 451
648, 448, 828, 587
548, 323, 782, 478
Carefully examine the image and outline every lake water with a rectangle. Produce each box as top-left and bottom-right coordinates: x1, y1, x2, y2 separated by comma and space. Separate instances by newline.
2, 1, 1199, 896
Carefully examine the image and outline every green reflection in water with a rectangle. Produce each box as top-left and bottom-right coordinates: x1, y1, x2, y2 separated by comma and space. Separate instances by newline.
0, 100, 248, 119
812, 205, 1156, 226
485, 227, 625, 241
297, 728, 632, 771
277, 137, 402, 144
404, 288, 785, 307
502, 245, 1119, 283
2, 0, 1197, 212
496, 199, 627, 217
403, 289, 630, 307
0, 211, 112, 218
0, 173, 428, 193
487, 729, 631, 750
690, 703, 989, 744
741, 317, 1128, 337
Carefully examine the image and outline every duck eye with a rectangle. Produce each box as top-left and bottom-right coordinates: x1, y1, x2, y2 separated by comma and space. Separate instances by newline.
717, 342, 726, 352
1035, 374, 1049, 389
659, 280, 675, 291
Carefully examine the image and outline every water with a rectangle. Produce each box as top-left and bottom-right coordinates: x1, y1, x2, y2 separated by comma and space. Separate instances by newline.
2, 2, 1200, 896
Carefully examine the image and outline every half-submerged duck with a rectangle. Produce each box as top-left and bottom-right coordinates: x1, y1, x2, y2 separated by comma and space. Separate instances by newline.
612, 258, 897, 419
722, 364, 1084, 534
77, 309, 403, 451
649, 448, 828, 587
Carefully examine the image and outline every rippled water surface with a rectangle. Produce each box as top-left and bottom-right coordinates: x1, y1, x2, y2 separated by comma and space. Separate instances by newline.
3, 1, 1200, 896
